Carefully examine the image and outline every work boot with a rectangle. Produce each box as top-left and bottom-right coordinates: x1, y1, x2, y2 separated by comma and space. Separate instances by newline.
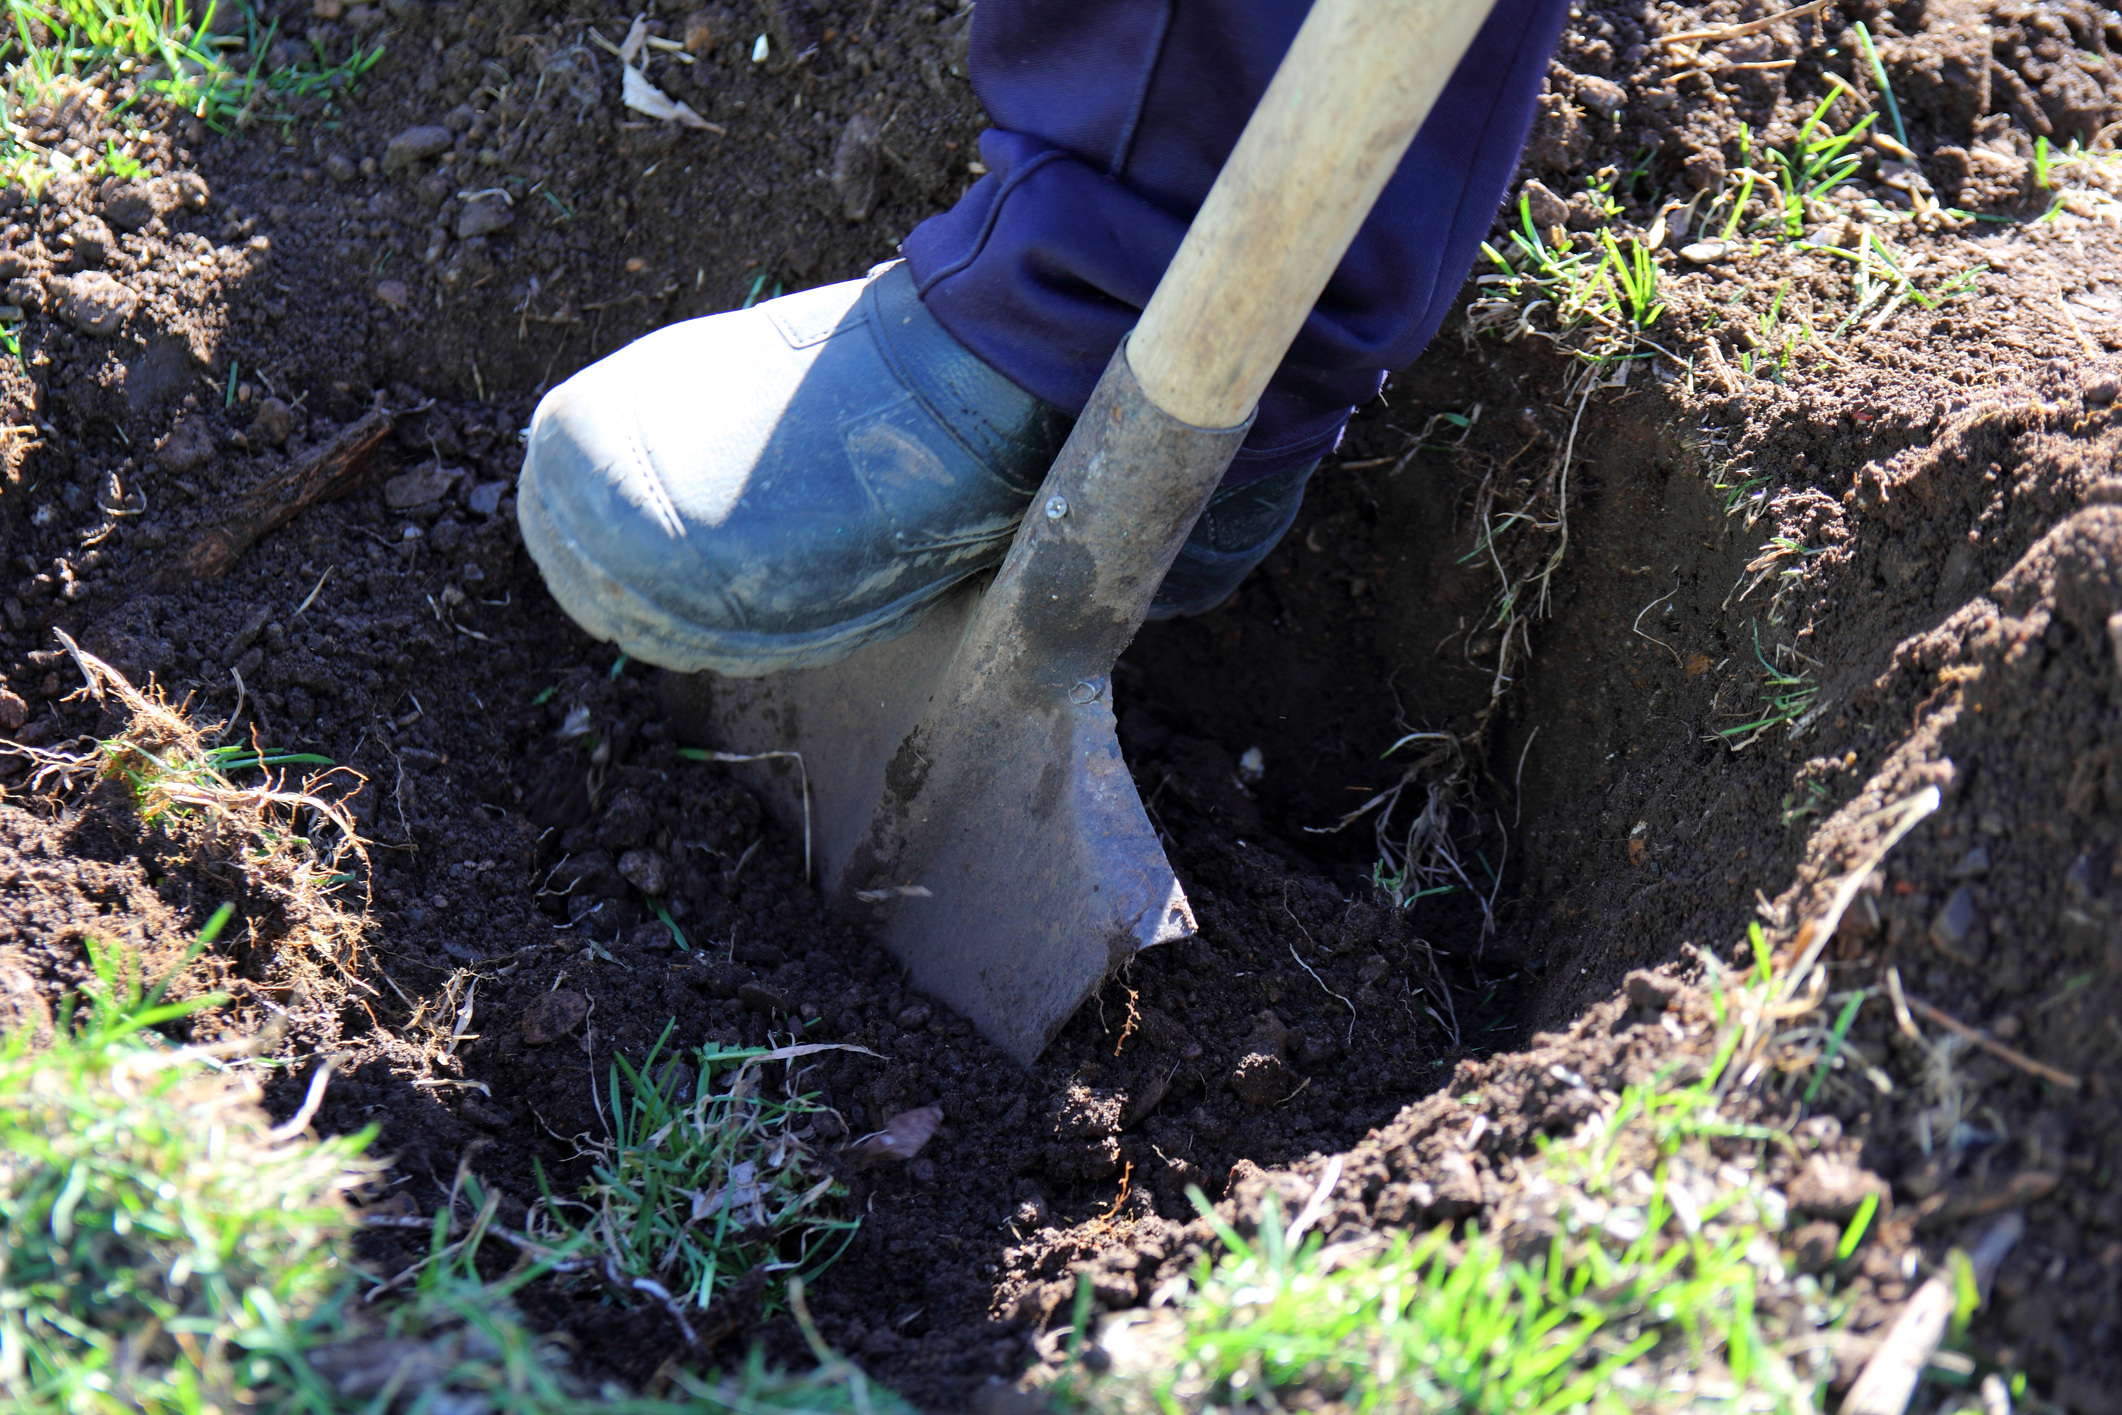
518, 262, 1310, 675
1147, 457, 1317, 619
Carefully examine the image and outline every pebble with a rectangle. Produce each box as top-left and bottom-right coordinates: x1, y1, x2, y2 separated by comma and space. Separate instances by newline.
1951, 845, 1991, 878
455, 192, 512, 240
323, 153, 356, 182
383, 465, 462, 509
250, 396, 293, 447
1929, 884, 1984, 963
520, 989, 588, 1045
383, 125, 455, 173
616, 848, 670, 896
1679, 239, 1729, 264
0, 687, 25, 730
464, 480, 506, 517
1572, 74, 1627, 117
375, 279, 409, 310
738, 981, 793, 1015
1518, 177, 1569, 233
655, 1059, 696, 1101
830, 111, 881, 223
683, 11, 715, 54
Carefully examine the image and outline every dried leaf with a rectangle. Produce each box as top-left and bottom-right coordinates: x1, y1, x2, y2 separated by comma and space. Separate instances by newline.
618, 12, 648, 65
846, 1103, 942, 1166
621, 66, 718, 130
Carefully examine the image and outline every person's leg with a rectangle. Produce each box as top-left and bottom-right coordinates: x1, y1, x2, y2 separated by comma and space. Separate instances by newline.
907, 0, 1573, 487
518, 0, 1570, 673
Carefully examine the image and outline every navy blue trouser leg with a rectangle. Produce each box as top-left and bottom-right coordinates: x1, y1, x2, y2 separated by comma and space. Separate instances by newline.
903, 0, 1571, 486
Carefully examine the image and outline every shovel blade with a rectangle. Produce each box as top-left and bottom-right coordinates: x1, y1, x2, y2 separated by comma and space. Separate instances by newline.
662, 586, 1195, 1063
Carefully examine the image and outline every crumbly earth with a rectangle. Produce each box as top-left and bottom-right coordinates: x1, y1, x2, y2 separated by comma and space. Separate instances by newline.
2, 0, 2121, 1409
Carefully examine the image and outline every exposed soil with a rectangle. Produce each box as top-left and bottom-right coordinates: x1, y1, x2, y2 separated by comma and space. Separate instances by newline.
4, 0, 2122, 1409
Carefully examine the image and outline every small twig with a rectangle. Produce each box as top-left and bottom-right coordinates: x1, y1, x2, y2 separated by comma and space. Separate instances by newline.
1658, 0, 1829, 46
2054, 281, 2102, 358
1904, 995, 2081, 1089
681, 749, 812, 881
1284, 1154, 1345, 1249
1883, 966, 1921, 1040
159, 409, 392, 585
267, 1056, 339, 1140
1283, 890, 1357, 1045
1631, 587, 1683, 666
1842, 1212, 2023, 1415
1775, 786, 1940, 1006
293, 564, 334, 619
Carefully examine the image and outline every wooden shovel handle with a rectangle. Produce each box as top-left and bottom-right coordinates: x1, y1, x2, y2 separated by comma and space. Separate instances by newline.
1130, 0, 1502, 430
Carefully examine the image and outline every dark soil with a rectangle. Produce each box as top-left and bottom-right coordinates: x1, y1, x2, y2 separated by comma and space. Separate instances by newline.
4, 0, 2122, 1408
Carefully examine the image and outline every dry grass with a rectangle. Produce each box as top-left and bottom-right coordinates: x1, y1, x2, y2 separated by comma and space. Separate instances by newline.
2, 630, 378, 1037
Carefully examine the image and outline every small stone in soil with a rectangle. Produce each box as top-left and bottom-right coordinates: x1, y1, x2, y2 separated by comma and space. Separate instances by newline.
1679, 239, 1729, 263
384, 465, 462, 509
0, 688, 25, 729
521, 989, 589, 1045
456, 193, 513, 240
250, 397, 293, 447
617, 848, 670, 896
848, 1103, 943, 1165
383, 125, 455, 173
656, 1059, 696, 1101
375, 279, 409, 310
1951, 845, 1991, 878
1929, 884, 1984, 963
465, 480, 506, 517
683, 11, 715, 53
1518, 178, 1569, 232
738, 981, 792, 1015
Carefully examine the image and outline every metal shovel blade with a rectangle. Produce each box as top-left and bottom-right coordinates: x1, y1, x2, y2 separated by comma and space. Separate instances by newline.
667, 345, 1245, 1063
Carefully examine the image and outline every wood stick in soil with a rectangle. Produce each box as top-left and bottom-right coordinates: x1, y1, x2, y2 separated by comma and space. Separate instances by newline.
158, 408, 393, 585
1842, 1211, 2023, 1415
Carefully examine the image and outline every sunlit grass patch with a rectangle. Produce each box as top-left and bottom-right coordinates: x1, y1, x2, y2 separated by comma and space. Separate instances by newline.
0, 0, 385, 195
532, 1028, 862, 1318
0, 910, 381, 1415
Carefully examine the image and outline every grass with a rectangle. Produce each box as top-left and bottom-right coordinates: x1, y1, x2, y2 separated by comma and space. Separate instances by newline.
1764, 98, 1876, 241
1712, 624, 1821, 751
63, 635, 369, 907
0, 1, 385, 196
531, 1026, 860, 1317
1, 918, 909, 1414
0, 908, 381, 1414
1061, 928, 1835, 1414
1851, 22, 1908, 152
1475, 198, 1666, 352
